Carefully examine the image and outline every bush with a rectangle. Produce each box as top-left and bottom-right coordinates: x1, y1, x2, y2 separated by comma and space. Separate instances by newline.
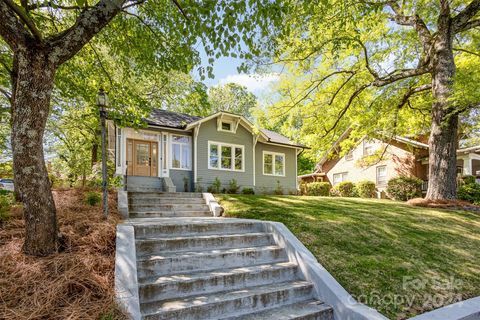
85, 191, 101, 206
305, 182, 331, 196
207, 177, 222, 194
330, 181, 356, 197
458, 181, 480, 204
460, 175, 476, 185
355, 181, 377, 198
386, 176, 422, 201
0, 192, 14, 222
227, 179, 240, 194
241, 187, 255, 195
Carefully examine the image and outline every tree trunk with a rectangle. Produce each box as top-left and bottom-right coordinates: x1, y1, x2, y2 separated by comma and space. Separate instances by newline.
426, 12, 458, 200
11, 47, 58, 256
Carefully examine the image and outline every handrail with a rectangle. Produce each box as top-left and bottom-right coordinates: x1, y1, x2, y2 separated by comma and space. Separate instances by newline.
124, 161, 128, 191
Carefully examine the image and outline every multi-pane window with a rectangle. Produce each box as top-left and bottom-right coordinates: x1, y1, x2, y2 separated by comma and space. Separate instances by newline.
345, 149, 354, 161
332, 172, 348, 185
376, 166, 387, 186
171, 135, 191, 170
363, 139, 375, 156
263, 152, 285, 176
208, 142, 244, 171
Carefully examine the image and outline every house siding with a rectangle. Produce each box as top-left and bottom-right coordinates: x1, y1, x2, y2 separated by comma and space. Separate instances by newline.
170, 169, 194, 192
255, 143, 297, 194
195, 118, 255, 191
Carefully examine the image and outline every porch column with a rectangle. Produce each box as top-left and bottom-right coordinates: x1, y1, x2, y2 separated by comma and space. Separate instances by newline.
463, 154, 472, 176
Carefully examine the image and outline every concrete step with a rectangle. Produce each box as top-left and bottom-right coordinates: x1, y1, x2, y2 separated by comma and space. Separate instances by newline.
222, 300, 334, 320
127, 187, 163, 192
129, 197, 206, 205
133, 220, 265, 239
135, 232, 275, 255
137, 245, 288, 278
129, 192, 203, 199
130, 211, 212, 218
139, 262, 299, 302
129, 203, 210, 212
141, 281, 315, 320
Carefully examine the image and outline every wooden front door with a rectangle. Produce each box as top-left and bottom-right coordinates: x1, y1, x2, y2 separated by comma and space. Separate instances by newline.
126, 139, 158, 176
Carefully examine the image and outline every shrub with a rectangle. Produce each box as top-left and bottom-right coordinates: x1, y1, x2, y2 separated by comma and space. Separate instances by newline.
241, 187, 255, 195
85, 191, 101, 206
274, 180, 284, 195
386, 176, 422, 201
207, 177, 222, 194
355, 181, 377, 198
330, 181, 356, 197
0, 192, 14, 222
458, 181, 480, 204
227, 179, 240, 194
305, 182, 331, 196
460, 175, 476, 185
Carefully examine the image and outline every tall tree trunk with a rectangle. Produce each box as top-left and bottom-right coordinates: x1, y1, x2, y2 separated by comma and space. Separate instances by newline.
426, 8, 458, 200
11, 47, 58, 256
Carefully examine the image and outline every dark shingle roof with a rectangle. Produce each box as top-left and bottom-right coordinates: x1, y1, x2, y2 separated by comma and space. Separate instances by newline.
146, 109, 202, 128
261, 129, 306, 148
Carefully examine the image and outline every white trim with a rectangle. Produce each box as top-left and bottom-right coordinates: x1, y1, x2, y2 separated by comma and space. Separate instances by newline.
261, 140, 304, 150
208, 140, 245, 172
169, 133, 192, 171
253, 135, 259, 186
218, 119, 235, 133
262, 151, 286, 177
193, 124, 201, 183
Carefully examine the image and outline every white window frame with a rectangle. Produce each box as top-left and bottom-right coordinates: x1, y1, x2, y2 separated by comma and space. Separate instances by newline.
218, 119, 235, 133
376, 165, 387, 186
363, 140, 375, 156
208, 141, 245, 172
345, 149, 354, 161
332, 172, 348, 185
262, 151, 286, 177
170, 134, 192, 170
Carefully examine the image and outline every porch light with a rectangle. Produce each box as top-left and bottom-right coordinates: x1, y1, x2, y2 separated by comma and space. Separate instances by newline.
96, 88, 109, 112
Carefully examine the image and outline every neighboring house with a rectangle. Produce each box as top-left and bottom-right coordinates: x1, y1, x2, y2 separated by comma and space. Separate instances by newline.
299, 131, 480, 191
107, 110, 305, 194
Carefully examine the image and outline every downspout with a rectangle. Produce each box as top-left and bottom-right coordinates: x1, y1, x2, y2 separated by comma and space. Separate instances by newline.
253, 135, 259, 188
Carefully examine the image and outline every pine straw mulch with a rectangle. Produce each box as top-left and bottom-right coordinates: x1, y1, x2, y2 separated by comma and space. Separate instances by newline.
0, 188, 126, 320
408, 197, 480, 213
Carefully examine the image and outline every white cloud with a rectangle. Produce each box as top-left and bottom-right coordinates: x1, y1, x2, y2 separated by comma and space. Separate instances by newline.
217, 73, 279, 93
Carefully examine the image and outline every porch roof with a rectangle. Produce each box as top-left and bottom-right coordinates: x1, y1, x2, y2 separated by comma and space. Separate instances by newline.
146, 109, 201, 129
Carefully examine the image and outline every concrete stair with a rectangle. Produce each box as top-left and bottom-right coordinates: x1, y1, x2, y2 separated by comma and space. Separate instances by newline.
125, 193, 333, 320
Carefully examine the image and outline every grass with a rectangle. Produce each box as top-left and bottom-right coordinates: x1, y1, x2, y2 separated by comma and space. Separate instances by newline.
218, 195, 480, 320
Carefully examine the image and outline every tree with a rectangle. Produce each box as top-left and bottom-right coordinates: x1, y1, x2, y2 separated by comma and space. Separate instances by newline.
0, 0, 287, 255
208, 83, 257, 119
258, 0, 480, 200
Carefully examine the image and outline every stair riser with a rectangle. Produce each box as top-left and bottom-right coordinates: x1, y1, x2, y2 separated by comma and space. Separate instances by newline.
142, 284, 314, 320
127, 187, 163, 192
130, 211, 212, 218
129, 198, 206, 205
137, 248, 287, 278
129, 204, 209, 212
294, 311, 335, 320
129, 192, 203, 199
139, 265, 298, 302
134, 223, 265, 239
136, 234, 274, 255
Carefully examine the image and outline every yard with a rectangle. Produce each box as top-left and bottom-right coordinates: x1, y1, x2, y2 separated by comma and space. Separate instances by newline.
218, 195, 480, 320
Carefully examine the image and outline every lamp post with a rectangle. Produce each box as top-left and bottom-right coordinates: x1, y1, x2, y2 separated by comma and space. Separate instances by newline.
96, 88, 109, 219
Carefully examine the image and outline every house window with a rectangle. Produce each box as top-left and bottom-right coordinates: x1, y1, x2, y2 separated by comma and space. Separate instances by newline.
345, 149, 354, 161
332, 172, 348, 185
208, 141, 244, 171
219, 120, 234, 133
363, 140, 375, 156
263, 151, 285, 176
171, 135, 191, 170
376, 165, 387, 186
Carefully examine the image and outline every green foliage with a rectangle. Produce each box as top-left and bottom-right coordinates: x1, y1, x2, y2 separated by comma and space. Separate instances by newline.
457, 181, 480, 204
297, 154, 316, 175
208, 83, 257, 119
85, 191, 101, 206
0, 191, 14, 222
241, 187, 255, 195
355, 181, 377, 198
227, 179, 240, 194
305, 182, 331, 196
460, 175, 477, 185
331, 182, 356, 197
207, 178, 222, 194
274, 180, 284, 195
386, 176, 422, 201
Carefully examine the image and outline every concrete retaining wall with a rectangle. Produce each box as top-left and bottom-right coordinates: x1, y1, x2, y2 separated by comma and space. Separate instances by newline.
409, 297, 480, 320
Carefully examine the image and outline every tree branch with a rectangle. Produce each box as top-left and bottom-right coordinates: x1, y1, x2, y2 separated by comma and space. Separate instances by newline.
171, 0, 188, 20
387, 1, 432, 46
454, 47, 480, 57
455, 18, 480, 32
452, 0, 480, 33
2, 0, 42, 41
0, 0, 32, 49
0, 86, 12, 104
397, 84, 431, 109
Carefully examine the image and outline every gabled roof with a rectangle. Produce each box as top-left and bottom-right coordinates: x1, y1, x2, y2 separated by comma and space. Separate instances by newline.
146, 109, 202, 129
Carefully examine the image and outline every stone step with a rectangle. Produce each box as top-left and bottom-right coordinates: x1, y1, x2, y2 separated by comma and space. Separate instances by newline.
130, 211, 212, 218
129, 203, 210, 212
141, 281, 315, 320
129, 197, 206, 205
129, 192, 203, 199
221, 300, 334, 320
137, 245, 288, 279
133, 220, 265, 239
127, 187, 163, 192
139, 262, 299, 302
135, 232, 275, 255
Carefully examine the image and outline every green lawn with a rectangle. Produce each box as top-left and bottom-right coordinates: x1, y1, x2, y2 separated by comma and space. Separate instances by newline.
218, 195, 480, 320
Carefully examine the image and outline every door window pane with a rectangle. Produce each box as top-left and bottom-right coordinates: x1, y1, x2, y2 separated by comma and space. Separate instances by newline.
137, 144, 149, 165
172, 144, 180, 168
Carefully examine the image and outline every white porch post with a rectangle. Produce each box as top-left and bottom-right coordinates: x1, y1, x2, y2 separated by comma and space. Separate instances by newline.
463, 154, 472, 176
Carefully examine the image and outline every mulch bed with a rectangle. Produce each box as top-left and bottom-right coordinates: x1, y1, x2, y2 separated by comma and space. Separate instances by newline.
0, 188, 125, 320
408, 198, 480, 213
